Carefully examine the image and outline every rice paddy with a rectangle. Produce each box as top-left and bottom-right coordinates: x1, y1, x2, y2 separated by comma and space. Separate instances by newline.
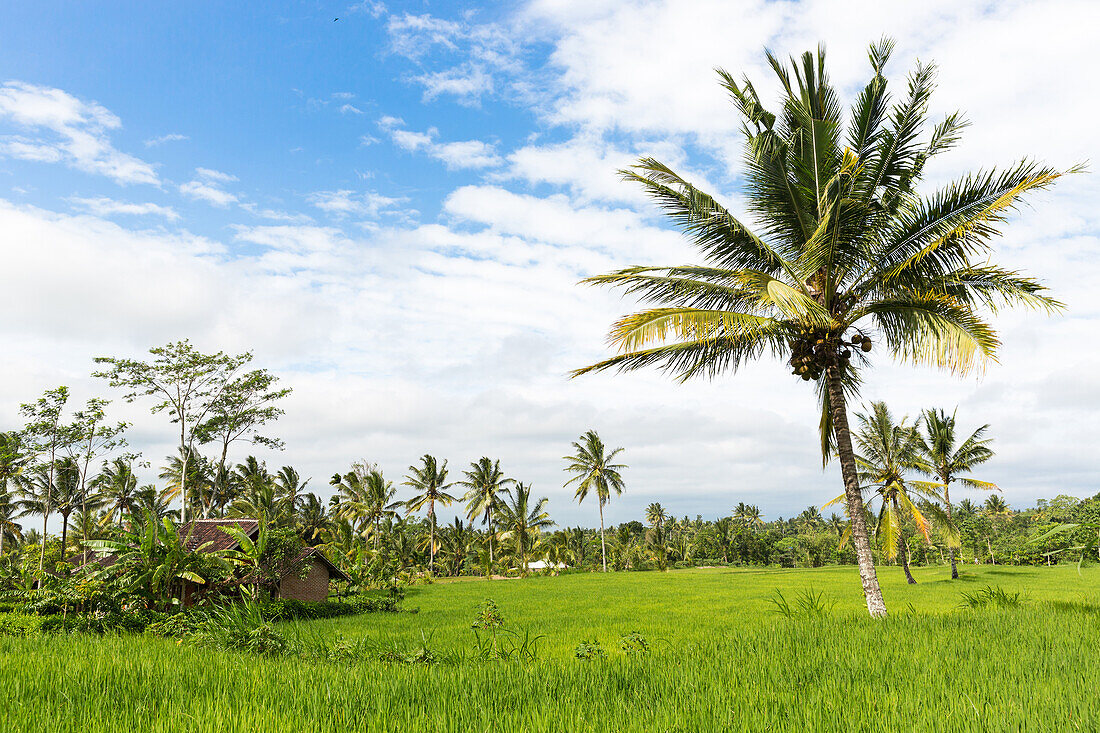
3, 565, 1099, 732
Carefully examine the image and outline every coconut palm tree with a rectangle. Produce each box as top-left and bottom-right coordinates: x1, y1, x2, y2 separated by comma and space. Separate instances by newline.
274, 466, 309, 516
0, 489, 24, 556
646, 502, 668, 545
572, 40, 1068, 616
93, 457, 141, 529
496, 482, 554, 573
458, 457, 512, 569
403, 455, 457, 574
912, 408, 996, 578
564, 430, 627, 572
828, 401, 943, 584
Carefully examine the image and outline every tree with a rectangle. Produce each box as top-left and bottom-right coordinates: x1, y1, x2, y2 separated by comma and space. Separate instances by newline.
274, 466, 309, 517
402, 455, 457, 574
913, 408, 996, 578
458, 457, 512, 570
572, 40, 1068, 616
19, 386, 71, 577
645, 502, 668, 545
0, 432, 29, 557
495, 482, 554, 573
829, 401, 942, 584
93, 457, 143, 529
564, 430, 626, 572
196, 368, 290, 513
50, 458, 90, 557
66, 397, 128, 548
94, 341, 250, 527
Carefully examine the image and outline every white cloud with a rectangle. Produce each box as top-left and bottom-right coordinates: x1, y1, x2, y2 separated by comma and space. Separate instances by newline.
339, 104, 363, 115
68, 196, 180, 221
179, 179, 238, 207
195, 167, 238, 183
382, 119, 502, 170
0, 81, 159, 185
308, 189, 404, 219
143, 133, 188, 147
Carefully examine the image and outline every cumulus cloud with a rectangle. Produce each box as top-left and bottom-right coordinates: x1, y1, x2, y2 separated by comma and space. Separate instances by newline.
0, 81, 159, 185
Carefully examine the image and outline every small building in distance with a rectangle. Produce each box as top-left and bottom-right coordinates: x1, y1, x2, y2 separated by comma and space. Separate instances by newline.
180, 518, 348, 602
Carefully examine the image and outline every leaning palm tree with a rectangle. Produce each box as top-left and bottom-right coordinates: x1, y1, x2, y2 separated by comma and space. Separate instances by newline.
495, 482, 555, 574
564, 430, 627, 572
458, 457, 512, 570
0, 489, 24, 556
572, 40, 1068, 616
912, 408, 997, 579
403, 455, 457, 575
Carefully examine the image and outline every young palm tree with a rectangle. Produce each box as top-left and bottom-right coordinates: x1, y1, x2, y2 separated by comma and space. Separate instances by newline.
495, 482, 555, 573
403, 455, 457, 575
572, 40, 1068, 616
458, 457, 512, 569
564, 430, 627, 572
912, 408, 997, 579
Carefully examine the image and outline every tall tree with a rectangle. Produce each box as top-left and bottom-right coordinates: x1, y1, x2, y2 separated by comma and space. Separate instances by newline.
572, 40, 1068, 616
94, 341, 250, 527
66, 398, 128, 548
564, 430, 627, 572
645, 502, 668, 545
19, 386, 70, 576
495, 482, 555, 573
458, 457, 512, 569
196, 368, 290, 513
402, 455, 457, 574
913, 408, 996, 579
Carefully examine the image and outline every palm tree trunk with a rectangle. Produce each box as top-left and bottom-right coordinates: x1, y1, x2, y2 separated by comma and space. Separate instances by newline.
429, 503, 435, 575
893, 499, 916, 585
598, 502, 607, 572
825, 366, 887, 617
943, 475, 958, 580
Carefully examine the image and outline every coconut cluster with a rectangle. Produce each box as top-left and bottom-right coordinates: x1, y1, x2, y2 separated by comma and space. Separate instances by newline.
789, 329, 872, 381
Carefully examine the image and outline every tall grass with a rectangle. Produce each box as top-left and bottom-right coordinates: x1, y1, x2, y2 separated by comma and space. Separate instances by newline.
2, 565, 1098, 732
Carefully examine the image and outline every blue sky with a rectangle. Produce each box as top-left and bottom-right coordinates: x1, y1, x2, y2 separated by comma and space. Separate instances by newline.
1, 0, 1098, 526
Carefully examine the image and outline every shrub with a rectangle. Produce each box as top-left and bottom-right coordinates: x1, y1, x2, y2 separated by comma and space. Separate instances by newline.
574, 638, 606, 660
619, 631, 649, 656
0, 613, 44, 636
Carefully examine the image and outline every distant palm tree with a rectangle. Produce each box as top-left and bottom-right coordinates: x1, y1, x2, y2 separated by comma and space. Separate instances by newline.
458, 457, 512, 569
274, 466, 309, 515
294, 493, 329, 545
52, 458, 92, 557
93, 457, 141, 529
571, 40, 1068, 616
646, 502, 668, 545
984, 495, 1009, 515
913, 409, 996, 578
0, 489, 24, 556
564, 430, 627, 572
496, 482, 554, 573
829, 402, 942, 584
403, 455, 457, 574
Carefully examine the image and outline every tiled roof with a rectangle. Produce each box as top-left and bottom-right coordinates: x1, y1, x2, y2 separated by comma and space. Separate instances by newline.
179, 519, 260, 552
64, 550, 117, 571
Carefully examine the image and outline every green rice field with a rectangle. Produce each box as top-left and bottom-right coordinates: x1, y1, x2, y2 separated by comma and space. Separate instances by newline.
3, 565, 1099, 732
